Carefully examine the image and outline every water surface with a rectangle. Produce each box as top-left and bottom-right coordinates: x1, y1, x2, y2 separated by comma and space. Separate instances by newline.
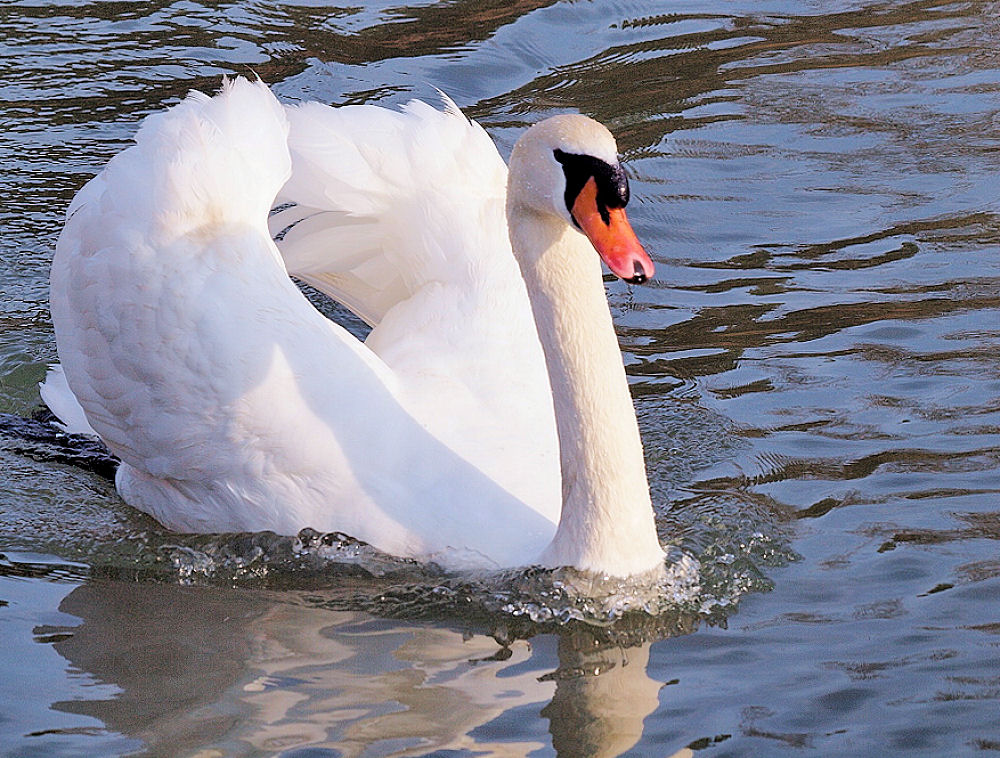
2, 1, 999, 755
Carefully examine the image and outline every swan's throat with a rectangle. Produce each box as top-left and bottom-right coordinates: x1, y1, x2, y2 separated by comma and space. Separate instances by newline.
508, 210, 664, 577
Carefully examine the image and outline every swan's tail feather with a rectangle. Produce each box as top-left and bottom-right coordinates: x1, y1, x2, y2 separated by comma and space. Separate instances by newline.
39, 364, 98, 436
271, 94, 510, 326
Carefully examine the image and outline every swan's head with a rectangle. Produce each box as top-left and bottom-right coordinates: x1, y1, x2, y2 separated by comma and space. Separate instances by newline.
507, 114, 654, 284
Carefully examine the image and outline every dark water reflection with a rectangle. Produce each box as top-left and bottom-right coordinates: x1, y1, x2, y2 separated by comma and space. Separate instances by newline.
2, 0, 1000, 755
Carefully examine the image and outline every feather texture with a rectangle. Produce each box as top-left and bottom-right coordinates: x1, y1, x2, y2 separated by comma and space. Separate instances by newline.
47, 78, 561, 569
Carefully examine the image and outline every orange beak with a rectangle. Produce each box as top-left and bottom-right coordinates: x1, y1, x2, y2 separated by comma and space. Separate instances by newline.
570, 177, 654, 284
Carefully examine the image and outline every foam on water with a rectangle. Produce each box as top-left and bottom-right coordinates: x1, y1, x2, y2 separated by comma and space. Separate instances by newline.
51, 522, 760, 630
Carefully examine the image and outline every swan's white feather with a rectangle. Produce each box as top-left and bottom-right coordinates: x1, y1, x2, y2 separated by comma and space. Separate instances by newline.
39, 365, 96, 435
48, 78, 561, 568
272, 89, 561, 533
271, 95, 510, 326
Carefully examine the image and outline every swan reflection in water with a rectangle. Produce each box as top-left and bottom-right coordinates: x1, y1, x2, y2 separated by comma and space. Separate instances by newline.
46, 579, 697, 757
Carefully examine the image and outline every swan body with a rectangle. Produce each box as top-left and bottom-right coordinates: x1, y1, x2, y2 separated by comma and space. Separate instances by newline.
45, 78, 665, 576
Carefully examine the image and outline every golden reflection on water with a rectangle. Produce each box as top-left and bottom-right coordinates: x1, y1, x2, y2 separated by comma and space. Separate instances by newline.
50, 580, 695, 757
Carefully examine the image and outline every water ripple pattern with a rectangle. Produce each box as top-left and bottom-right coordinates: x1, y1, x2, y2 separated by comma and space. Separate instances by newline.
1, 0, 999, 755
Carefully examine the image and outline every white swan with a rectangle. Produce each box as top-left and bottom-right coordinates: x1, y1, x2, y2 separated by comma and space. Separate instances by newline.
44, 78, 665, 577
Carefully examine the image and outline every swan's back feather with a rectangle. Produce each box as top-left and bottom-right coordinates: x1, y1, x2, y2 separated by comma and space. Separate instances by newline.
271, 95, 510, 326
266, 95, 559, 526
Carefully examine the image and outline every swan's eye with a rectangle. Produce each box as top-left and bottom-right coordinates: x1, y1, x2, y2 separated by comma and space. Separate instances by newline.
553, 149, 630, 225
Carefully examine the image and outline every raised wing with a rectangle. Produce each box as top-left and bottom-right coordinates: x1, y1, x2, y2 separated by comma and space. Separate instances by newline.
270, 95, 510, 328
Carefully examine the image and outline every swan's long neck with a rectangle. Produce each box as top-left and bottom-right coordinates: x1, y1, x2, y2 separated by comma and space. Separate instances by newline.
508, 209, 665, 576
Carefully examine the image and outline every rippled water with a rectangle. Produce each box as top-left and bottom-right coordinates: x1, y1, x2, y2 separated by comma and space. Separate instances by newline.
2, 1, 999, 755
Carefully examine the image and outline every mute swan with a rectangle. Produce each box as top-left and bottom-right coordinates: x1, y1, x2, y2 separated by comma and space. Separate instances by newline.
44, 78, 665, 577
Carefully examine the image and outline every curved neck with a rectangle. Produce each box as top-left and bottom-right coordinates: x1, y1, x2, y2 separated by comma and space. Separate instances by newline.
508, 205, 664, 576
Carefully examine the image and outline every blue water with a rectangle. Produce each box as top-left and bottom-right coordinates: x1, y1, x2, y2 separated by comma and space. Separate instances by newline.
2, 1, 1000, 755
